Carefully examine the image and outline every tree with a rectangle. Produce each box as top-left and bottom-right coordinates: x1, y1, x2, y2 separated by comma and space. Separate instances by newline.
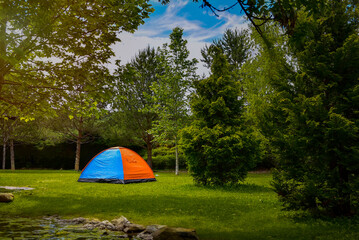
270, 1, 359, 216
181, 47, 259, 185
201, 28, 252, 71
245, 2, 359, 216
113, 46, 162, 168
53, 69, 109, 171
163, 0, 359, 216
0, 0, 153, 118
149, 27, 198, 175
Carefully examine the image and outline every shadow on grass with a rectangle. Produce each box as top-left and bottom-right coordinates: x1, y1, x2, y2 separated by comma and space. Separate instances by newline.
281, 210, 359, 225
180, 182, 272, 193
10, 192, 258, 218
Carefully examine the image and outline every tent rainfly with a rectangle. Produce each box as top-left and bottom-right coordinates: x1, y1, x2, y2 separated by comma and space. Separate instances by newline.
78, 147, 156, 184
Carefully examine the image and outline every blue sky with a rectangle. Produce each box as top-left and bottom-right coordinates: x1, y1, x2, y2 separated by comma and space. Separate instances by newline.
110, 0, 247, 75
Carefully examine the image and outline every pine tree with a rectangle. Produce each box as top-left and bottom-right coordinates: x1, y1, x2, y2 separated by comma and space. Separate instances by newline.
181, 47, 259, 185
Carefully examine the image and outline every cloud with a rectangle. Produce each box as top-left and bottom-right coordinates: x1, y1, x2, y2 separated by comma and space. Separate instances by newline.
137, 0, 202, 38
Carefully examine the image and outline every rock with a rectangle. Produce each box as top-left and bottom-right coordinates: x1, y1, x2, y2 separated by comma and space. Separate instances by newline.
88, 218, 101, 224
111, 216, 130, 231
124, 223, 146, 233
0, 193, 14, 202
152, 227, 199, 240
144, 225, 167, 234
98, 220, 115, 231
71, 217, 87, 224
83, 223, 96, 230
137, 231, 153, 240
83, 220, 115, 231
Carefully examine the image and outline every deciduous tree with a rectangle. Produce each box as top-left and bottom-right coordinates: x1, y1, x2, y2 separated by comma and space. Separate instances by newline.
149, 27, 198, 175
0, 0, 153, 118
113, 46, 162, 168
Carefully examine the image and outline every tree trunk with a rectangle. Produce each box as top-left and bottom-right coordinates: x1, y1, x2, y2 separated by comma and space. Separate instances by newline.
2, 135, 6, 170
175, 137, 179, 175
147, 140, 153, 169
74, 117, 83, 171
74, 131, 82, 171
10, 138, 14, 170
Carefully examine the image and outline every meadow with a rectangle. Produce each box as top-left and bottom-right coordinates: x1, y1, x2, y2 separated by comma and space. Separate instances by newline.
0, 170, 358, 240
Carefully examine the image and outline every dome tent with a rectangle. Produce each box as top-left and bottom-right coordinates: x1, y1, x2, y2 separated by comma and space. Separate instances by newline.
78, 147, 156, 184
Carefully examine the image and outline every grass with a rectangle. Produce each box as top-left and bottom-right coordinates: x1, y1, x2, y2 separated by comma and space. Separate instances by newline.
0, 170, 358, 240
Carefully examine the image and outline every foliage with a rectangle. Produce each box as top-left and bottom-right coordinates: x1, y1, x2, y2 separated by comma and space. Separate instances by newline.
201, 28, 252, 70
181, 48, 259, 185
113, 46, 162, 168
247, 1, 359, 216
148, 27, 198, 174
2, 170, 359, 240
0, 0, 153, 119
142, 146, 186, 170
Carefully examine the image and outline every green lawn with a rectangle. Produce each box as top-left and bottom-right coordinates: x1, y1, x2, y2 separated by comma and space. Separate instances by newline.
0, 170, 358, 240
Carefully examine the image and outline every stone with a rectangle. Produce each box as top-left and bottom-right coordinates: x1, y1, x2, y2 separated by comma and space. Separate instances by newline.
111, 216, 130, 231
144, 225, 167, 234
71, 217, 87, 224
98, 220, 115, 231
82, 220, 115, 231
152, 227, 199, 240
137, 231, 153, 240
88, 218, 101, 224
0, 186, 34, 191
0, 193, 14, 202
123, 223, 146, 233
83, 223, 96, 230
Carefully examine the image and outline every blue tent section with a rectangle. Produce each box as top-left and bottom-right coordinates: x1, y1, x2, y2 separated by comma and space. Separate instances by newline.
79, 148, 124, 183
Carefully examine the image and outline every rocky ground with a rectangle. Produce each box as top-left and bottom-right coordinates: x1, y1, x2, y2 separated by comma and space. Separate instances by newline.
0, 215, 199, 240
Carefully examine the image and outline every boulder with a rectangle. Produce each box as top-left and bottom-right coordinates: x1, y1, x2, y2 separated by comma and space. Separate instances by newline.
144, 225, 167, 234
88, 218, 101, 224
111, 216, 130, 231
0, 193, 14, 202
152, 227, 199, 240
137, 231, 154, 240
124, 223, 146, 233
98, 220, 115, 231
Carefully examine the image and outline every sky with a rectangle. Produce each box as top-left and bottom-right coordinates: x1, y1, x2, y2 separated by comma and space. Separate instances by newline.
110, 0, 247, 75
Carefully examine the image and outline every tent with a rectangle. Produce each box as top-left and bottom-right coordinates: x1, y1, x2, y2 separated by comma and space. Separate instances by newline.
78, 147, 156, 184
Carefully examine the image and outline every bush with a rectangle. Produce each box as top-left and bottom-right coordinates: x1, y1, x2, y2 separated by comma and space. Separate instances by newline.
143, 146, 186, 170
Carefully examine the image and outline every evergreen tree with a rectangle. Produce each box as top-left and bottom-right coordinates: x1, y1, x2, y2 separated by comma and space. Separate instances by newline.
271, 1, 359, 216
201, 28, 252, 70
247, 2, 359, 216
181, 47, 259, 185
